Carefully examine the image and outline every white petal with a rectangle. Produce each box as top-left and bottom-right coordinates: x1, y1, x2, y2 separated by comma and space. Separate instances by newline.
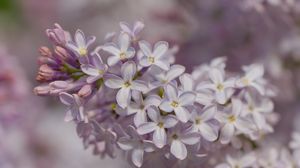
181, 132, 200, 145
59, 92, 74, 105
87, 76, 101, 84
159, 100, 174, 112
119, 33, 130, 51
104, 74, 123, 89
126, 47, 136, 59
144, 95, 161, 107
133, 21, 145, 35
240, 153, 256, 167
137, 122, 156, 135
102, 43, 120, 56
253, 112, 266, 129
179, 73, 194, 91
250, 82, 265, 95
179, 91, 196, 106
147, 106, 160, 122
164, 115, 178, 128
131, 80, 148, 92
199, 123, 218, 141
166, 65, 185, 81
134, 111, 147, 127
201, 106, 216, 121
216, 91, 227, 104
170, 140, 187, 160
246, 64, 264, 81
232, 98, 243, 116
116, 87, 131, 108
165, 84, 178, 100
154, 60, 170, 71
174, 107, 190, 123
64, 110, 74, 122
131, 149, 144, 167
107, 55, 120, 66
117, 137, 134, 151
138, 40, 152, 56
209, 68, 224, 84
93, 55, 104, 67
220, 124, 234, 144
153, 41, 168, 58
119, 22, 131, 34
75, 29, 86, 47
235, 119, 252, 133
139, 56, 151, 67
81, 64, 99, 76
121, 61, 136, 81
153, 128, 167, 148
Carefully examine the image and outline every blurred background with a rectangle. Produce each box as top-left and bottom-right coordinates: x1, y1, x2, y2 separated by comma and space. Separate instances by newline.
1, 0, 300, 167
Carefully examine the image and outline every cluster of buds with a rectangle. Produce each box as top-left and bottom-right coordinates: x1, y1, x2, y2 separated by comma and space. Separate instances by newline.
34, 22, 278, 167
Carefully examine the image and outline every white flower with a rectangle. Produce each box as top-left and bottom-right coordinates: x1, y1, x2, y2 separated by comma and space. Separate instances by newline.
120, 21, 144, 41
179, 73, 195, 92
127, 92, 161, 127
102, 33, 135, 66
117, 126, 155, 167
138, 40, 170, 70
104, 61, 148, 108
236, 64, 265, 95
137, 106, 178, 148
217, 99, 253, 144
149, 64, 185, 89
168, 126, 200, 160
189, 106, 218, 142
197, 68, 235, 104
216, 153, 256, 168
290, 132, 300, 150
81, 54, 108, 83
160, 84, 196, 123
242, 93, 274, 129
192, 57, 227, 80
66, 29, 96, 58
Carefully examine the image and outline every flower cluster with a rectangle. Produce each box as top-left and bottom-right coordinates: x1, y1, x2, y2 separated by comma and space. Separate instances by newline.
34, 22, 277, 167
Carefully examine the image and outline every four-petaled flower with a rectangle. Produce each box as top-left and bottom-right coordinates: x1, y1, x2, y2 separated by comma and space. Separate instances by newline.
120, 21, 144, 41
138, 40, 170, 70
105, 61, 148, 108
81, 54, 108, 83
160, 84, 196, 123
102, 33, 135, 66
137, 106, 178, 148
59, 92, 85, 122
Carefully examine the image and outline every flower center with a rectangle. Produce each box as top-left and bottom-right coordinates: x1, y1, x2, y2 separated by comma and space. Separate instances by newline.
248, 105, 254, 112
98, 70, 104, 75
78, 48, 88, 56
123, 81, 131, 88
171, 101, 179, 108
157, 122, 164, 128
195, 118, 201, 125
227, 115, 236, 123
216, 83, 224, 91
172, 134, 178, 140
148, 56, 155, 63
119, 52, 127, 60
241, 77, 249, 85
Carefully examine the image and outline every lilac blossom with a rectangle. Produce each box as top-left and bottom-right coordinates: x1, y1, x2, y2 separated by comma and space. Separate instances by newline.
120, 21, 145, 41
81, 54, 108, 83
59, 92, 85, 122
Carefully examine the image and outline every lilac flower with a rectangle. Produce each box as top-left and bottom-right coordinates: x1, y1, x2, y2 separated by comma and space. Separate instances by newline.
104, 61, 148, 108
81, 55, 108, 83
59, 92, 85, 122
150, 64, 185, 89
102, 33, 135, 66
188, 106, 218, 142
138, 40, 170, 70
137, 106, 178, 148
46, 23, 71, 45
217, 99, 253, 144
120, 21, 144, 41
127, 92, 161, 127
290, 132, 300, 150
197, 68, 235, 104
66, 29, 96, 57
168, 126, 200, 160
179, 73, 195, 92
160, 84, 196, 123
216, 153, 256, 168
236, 64, 265, 95
117, 126, 155, 167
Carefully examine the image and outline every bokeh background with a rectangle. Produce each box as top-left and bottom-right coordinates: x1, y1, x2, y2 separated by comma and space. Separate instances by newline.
1, 0, 300, 167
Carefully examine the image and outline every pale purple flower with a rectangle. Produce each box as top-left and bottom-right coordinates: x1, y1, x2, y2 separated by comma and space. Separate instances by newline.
127, 92, 161, 127
66, 29, 96, 57
59, 92, 86, 122
236, 64, 265, 95
168, 126, 200, 160
179, 73, 195, 92
81, 54, 108, 83
290, 132, 300, 150
188, 106, 218, 142
150, 64, 185, 89
102, 33, 135, 66
217, 99, 253, 144
137, 106, 178, 148
104, 61, 148, 108
120, 21, 144, 41
117, 126, 155, 167
138, 40, 170, 70
197, 68, 235, 104
160, 84, 196, 123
